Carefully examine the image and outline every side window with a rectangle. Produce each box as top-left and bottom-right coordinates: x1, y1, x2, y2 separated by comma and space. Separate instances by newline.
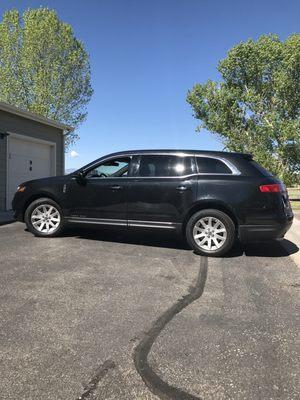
196, 157, 232, 174
137, 155, 194, 177
86, 157, 131, 178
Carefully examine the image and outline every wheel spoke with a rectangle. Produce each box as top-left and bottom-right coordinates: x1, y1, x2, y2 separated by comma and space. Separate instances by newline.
194, 232, 205, 239
199, 219, 207, 229
199, 237, 208, 246
32, 215, 42, 220
215, 228, 226, 233
206, 237, 212, 249
213, 238, 220, 248
33, 220, 42, 226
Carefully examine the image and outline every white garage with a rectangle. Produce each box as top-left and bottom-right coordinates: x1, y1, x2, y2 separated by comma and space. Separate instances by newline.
0, 101, 73, 211
6, 134, 56, 209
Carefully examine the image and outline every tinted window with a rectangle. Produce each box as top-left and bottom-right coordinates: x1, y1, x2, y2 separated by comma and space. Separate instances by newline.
196, 157, 232, 174
138, 155, 194, 177
86, 157, 131, 178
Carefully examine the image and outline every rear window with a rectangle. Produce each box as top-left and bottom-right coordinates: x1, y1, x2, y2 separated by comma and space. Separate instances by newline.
137, 155, 194, 177
250, 161, 273, 177
196, 157, 232, 174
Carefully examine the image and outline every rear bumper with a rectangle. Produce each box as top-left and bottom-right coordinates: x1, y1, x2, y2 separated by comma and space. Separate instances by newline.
239, 218, 293, 242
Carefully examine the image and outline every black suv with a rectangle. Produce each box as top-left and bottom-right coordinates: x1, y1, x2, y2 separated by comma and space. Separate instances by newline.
12, 150, 293, 256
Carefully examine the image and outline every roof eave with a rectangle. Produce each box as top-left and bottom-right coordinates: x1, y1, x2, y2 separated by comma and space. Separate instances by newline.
0, 101, 74, 133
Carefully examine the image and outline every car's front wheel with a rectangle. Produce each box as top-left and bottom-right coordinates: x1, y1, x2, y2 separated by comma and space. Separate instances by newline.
25, 198, 65, 237
186, 209, 235, 256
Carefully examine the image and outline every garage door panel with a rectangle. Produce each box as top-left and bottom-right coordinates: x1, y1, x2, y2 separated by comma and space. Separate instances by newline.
10, 140, 51, 160
9, 156, 51, 175
7, 136, 54, 209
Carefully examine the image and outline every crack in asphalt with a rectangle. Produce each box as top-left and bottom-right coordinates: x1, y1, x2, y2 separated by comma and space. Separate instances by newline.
134, 256, 208, 400
76, 360, 116, 399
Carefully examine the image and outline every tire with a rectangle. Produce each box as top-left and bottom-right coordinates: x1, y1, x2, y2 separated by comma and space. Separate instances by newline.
24, 198, 65, 237
186, 209, 235, 257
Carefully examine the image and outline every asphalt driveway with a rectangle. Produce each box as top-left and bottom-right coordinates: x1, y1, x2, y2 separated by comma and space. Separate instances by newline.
0, 222, 299, 400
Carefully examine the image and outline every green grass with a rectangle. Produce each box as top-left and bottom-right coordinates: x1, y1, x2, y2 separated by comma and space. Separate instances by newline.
291, 202, 300, 211
287, 187, 300, 211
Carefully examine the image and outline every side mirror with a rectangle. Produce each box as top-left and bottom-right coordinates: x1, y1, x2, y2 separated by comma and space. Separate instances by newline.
75, 171, 86, 185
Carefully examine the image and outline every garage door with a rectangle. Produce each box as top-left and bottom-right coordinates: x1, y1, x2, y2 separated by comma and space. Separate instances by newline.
7, 136, 53, 209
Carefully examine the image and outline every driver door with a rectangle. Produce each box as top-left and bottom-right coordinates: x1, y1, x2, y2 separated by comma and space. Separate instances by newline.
66, 156, 132, 224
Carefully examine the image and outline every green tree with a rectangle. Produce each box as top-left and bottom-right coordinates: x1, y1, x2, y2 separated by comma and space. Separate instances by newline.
0, 8, 93, 146
187, 34, 300, 185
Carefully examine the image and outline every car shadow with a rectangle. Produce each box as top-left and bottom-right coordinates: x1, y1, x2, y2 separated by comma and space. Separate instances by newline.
225, 239, 299, 258
60, 226, 299, 257
61, 226, 190, 251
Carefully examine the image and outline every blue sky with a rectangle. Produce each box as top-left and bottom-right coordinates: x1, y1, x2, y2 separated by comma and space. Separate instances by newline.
0, 0, 299, 169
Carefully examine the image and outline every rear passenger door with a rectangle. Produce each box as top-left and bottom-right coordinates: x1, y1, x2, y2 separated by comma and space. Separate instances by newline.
127, 154, 197, 229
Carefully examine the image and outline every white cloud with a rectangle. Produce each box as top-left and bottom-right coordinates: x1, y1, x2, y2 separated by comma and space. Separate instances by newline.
70, 150, 79, 158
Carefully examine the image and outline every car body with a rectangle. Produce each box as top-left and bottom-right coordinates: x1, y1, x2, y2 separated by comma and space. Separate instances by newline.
12, 149, 294, 256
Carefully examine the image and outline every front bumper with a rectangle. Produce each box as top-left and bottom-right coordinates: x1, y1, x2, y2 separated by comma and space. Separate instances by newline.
13, 211, 24, 222
239, 217, 293, 242
12, 193, 26, 222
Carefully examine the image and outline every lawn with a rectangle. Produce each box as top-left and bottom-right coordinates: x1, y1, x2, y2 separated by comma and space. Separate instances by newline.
287, 187, 300, 211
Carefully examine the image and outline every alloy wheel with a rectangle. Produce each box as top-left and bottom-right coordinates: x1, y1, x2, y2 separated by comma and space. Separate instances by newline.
31, 204, 61, 234
193, 216, 227, 251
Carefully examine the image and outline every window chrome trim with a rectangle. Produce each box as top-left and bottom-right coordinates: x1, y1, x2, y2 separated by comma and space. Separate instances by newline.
82, 174, 198, 180
195, 155, 241, 176
81, 152, 241, 178
77, 173, 240, 180
82, 152, 192, 175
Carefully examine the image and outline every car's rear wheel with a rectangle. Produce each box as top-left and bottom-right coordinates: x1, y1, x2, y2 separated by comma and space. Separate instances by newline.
25, 198, 65, 237
186, 209, 235, 256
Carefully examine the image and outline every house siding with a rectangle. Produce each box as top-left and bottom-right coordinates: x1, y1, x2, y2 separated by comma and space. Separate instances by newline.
0, 136, 7, 210
0, 109, 64, 211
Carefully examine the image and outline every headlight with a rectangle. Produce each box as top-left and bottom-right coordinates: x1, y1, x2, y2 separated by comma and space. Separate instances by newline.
17, 185, 26, 193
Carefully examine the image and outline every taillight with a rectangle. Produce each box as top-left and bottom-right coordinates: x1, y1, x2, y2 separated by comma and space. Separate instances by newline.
259, 184, 283, 193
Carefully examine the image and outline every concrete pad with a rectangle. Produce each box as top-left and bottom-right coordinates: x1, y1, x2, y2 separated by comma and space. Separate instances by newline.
283, 215, 300, 267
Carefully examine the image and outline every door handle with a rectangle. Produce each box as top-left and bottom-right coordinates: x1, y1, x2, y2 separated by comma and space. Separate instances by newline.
176, 185, 189, 191
109, 185, 123, 190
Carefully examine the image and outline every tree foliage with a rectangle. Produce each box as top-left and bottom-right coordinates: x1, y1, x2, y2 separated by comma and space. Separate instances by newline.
0, 8, 93, 146
187, 34, 300, 185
